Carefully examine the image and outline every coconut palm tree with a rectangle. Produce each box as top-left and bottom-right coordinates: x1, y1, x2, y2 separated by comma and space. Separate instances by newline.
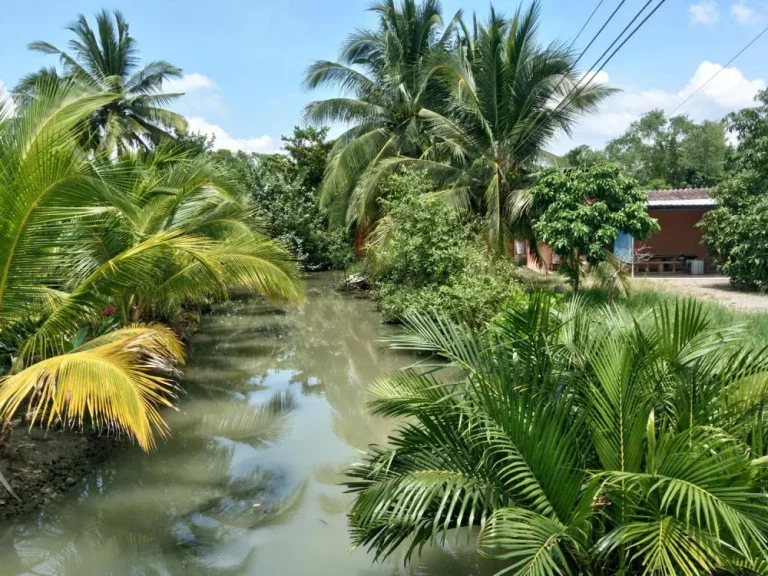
17, 9, 187, 152
303, 0, 461, 231
359, 2, 615, 249
0, 81, 302, 451
346, 295, 768, 574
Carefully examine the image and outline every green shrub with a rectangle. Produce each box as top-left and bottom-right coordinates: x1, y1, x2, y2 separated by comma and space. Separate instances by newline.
700, 89, 768, 291
530, 164, 659, 292
369, 170, 524, 324
701, 174, 768, 290
214, 150, 355, 270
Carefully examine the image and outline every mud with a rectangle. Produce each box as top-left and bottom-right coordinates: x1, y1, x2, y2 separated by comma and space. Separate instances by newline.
0, 426, 122, 520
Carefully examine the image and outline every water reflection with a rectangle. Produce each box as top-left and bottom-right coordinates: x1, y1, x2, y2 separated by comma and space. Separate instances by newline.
0, 273, 495, 575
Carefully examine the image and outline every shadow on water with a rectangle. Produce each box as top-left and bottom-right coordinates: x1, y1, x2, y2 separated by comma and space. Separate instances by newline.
0, 273, 499, 575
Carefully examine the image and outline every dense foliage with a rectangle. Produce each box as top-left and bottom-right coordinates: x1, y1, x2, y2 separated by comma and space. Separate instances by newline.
701, 90, 768, 291
15, 10, 187, 153
306, 1, 612, 251
213, 127, 354, 270
347, 294, 768, 575
0, 83, 301, 450
567, 110, 729, 189
369, 170, 522, 324
531, 165, 659, 290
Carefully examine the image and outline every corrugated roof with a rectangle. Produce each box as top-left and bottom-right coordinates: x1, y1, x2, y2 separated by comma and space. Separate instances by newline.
646, 188, 716, 208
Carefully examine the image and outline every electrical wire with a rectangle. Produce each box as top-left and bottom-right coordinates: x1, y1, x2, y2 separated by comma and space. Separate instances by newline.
573, 0, 607, 45
669, 23, 768, 116
512, 0, 668, 158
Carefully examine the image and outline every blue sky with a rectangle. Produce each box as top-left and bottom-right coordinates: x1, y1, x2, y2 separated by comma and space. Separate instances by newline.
1, 0, 766, 153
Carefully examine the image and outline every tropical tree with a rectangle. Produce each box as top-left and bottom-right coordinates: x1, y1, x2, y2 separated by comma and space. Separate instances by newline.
358, 2, 614, 249
0, 82, 301, 450
563, 144, 606, 167
605, 109, 729, 189
303, 0, 461, 231
701, 89, 768, 291
212, 127, 355, 270
346, 294, 768, 574
530, 164, 659, 291
17, 9, 187, 152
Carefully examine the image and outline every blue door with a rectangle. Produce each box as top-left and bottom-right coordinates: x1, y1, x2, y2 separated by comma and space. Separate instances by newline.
614, 232, 633, 263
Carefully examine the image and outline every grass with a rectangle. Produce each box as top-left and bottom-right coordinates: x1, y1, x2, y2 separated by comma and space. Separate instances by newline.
512, 266, 768, 349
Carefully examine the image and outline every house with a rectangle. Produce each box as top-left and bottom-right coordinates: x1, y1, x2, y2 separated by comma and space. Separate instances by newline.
526, 188, 717, 274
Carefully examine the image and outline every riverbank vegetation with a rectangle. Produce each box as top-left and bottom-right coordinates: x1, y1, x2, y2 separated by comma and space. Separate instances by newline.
348, 295, 768, 574
367, 169, 522, 324
3, 0, 768, 573
0, 13, 302, 453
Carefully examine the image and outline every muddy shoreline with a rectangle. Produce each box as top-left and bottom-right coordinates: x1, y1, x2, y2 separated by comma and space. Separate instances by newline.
0, 427, 123, 520
0, 308, 204, 521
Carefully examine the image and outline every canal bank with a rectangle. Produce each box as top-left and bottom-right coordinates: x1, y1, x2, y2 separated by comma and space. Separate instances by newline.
0, 273, 493, 575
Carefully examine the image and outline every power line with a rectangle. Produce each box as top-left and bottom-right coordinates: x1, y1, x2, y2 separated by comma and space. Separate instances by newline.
669, 24, 768, 116
513, 0, 667, 158
573, 0, 607, 46
572, 0, 626, 69
511, 0, 630, 157
575, 0, 657, 103
541, 0, 626, 114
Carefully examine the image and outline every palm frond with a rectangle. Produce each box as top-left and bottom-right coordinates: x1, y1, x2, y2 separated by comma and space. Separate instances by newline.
0, 325, 183, 451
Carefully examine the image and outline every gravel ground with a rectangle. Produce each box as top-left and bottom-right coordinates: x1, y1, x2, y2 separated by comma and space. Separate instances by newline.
634, 275, 768, 312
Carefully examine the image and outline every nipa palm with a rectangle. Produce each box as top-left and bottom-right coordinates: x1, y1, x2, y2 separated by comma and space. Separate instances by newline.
346, 294, 768, 575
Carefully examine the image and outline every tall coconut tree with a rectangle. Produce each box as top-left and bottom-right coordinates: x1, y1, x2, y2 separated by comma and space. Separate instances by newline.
303, 0, 461, 231
17, 9, 187, 153
0, 81, 301, 451
359, 2, 615, 249
346, 295, 768, 574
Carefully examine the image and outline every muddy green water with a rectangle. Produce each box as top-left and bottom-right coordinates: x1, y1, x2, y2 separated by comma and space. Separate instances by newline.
0, 274, 492, 575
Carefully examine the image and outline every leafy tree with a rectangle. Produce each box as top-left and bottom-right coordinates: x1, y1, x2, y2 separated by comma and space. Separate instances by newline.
368, 170, 523, 324
563, 144, 606, 167
16, 10, 187, 152
281, 126, 333, 189
212, 127, 354, 270
303, 0, 461, 229
346, 295, 768, 574
0, 82, 301, 450
605, 109, 728, 188
701, 89, 768, 290
530, 165, 659, 291
363, 2, 614, 250
170, 130, 215, 157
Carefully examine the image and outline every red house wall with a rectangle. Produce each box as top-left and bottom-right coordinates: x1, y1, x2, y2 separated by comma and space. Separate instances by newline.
525, 207, 712, 270
636, 208, 710, 261
526, 243, 554, 271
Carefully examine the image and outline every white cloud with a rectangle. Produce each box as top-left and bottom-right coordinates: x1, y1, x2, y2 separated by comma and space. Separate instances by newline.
551, 61, 765, 153
164, 72, 228, 119
679, 60, 764, 108
161, 74, 276, 154
186, 116, 276, 154
164, 73, 217, 94
689, 0, 720, 23
0, 79, 15, 116
731, 1, 759, 24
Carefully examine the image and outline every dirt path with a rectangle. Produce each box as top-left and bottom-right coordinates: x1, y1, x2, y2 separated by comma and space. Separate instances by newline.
635, 276, 768, 312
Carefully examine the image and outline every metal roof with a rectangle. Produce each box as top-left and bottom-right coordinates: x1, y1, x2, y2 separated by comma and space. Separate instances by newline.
646, 188, 716, 208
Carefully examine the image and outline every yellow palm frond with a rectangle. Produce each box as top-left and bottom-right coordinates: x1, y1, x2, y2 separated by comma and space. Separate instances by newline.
0, 325, 184, 451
